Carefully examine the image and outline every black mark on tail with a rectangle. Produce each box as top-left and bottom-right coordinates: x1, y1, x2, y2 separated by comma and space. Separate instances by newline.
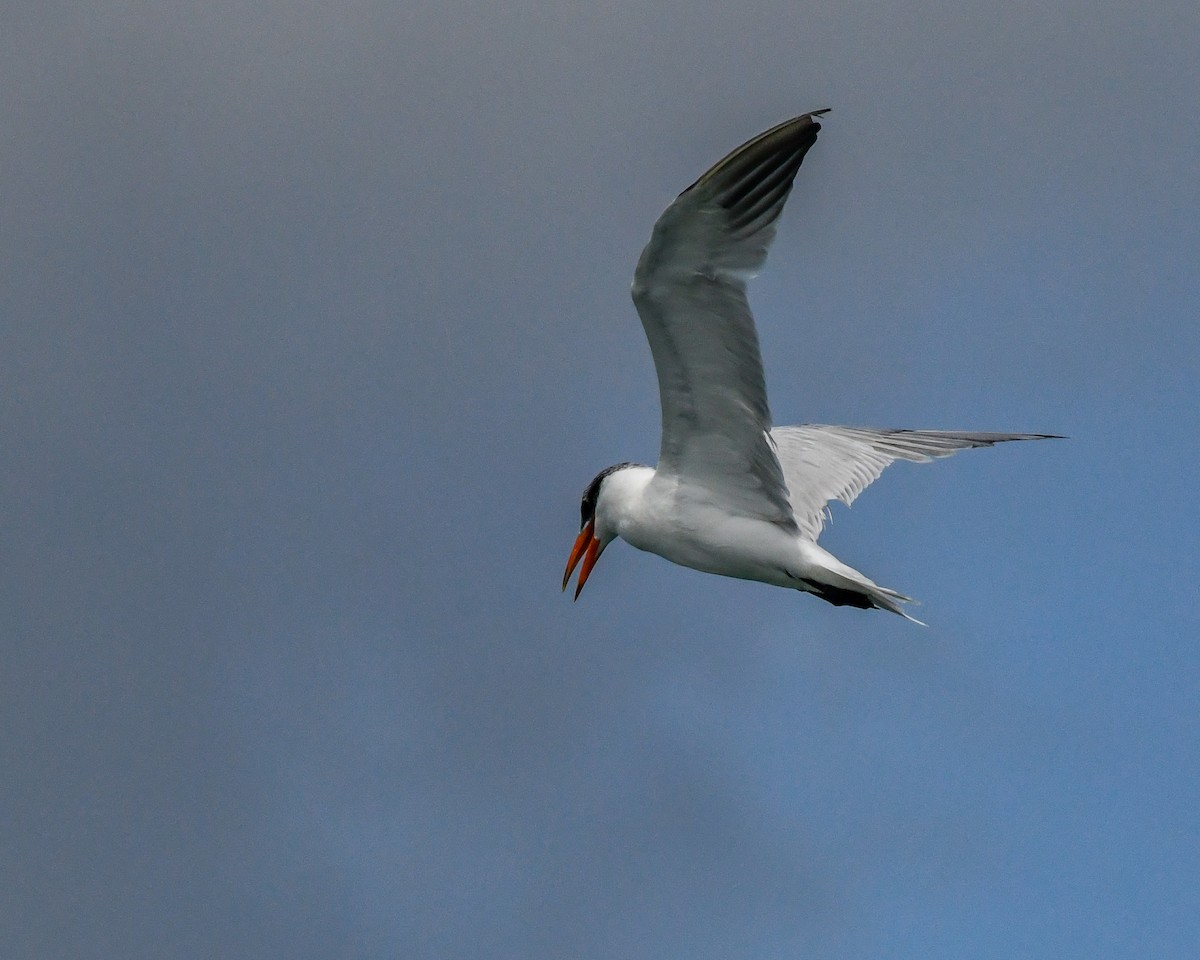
796, 577, 874, 610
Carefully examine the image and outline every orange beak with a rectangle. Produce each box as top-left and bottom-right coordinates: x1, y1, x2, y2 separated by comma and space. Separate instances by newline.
562, 519, 605, 600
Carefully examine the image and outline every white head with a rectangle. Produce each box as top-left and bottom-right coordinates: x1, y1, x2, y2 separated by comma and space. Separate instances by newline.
561, 462, 645, 599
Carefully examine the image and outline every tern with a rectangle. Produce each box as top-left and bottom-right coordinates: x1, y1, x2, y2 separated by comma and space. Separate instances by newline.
562, 110, 1057, 622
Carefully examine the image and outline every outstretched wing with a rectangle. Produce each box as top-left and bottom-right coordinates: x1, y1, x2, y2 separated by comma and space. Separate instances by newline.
632, 111, 829, 527
770, 425, 1060, 540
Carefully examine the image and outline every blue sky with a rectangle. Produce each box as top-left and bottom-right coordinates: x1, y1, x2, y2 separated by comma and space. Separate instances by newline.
3, 0, 1198, 957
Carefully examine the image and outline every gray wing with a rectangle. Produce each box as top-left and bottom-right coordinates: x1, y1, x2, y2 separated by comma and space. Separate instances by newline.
770, 425, 1060, 540
631, 111, 829, 527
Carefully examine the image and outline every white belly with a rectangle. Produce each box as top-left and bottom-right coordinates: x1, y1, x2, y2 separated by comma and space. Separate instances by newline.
618, 499, 803, 588
594, 467, 909, 615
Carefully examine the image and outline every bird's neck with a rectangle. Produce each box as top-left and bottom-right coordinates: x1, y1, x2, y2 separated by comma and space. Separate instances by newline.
596, 465, 656, 541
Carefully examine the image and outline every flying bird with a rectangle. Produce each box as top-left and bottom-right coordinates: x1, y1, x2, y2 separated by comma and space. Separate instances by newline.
562, 110, 1057, 622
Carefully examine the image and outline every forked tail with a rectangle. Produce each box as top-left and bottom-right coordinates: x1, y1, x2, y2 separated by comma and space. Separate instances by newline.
791, 542, 926, 625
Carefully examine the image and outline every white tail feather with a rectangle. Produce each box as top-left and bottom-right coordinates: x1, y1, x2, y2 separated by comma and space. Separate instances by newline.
792, 541, 926, 625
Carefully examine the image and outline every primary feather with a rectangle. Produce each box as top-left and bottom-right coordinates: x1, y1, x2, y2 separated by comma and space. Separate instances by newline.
770, 426, 1059, 540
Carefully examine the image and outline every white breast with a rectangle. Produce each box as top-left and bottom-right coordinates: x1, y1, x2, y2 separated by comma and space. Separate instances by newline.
607, 472, 803, 587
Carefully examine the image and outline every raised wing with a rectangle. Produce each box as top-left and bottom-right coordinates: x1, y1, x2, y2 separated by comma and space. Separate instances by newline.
770, 425, 1060, 540
631, 111, 829, 526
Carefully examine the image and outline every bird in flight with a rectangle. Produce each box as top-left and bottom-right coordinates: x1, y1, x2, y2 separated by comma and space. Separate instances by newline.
562, 110, 1057, 622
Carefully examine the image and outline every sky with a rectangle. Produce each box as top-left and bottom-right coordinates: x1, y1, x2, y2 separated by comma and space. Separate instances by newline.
3, 1, 1198, 957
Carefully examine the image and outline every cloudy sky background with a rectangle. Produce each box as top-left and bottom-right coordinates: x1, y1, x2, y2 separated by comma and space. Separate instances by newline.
4, 1, 1198, 956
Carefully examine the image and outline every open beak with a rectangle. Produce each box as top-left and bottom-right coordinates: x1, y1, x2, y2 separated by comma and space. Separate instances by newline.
562, 519, 605, 600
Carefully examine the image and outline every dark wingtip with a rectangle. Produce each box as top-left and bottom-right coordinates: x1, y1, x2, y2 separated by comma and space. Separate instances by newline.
804, 107, 832, 130
681, 109, 831, 200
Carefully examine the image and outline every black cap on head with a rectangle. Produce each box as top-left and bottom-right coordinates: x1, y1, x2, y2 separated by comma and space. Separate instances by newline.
579, 462, 638, 528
